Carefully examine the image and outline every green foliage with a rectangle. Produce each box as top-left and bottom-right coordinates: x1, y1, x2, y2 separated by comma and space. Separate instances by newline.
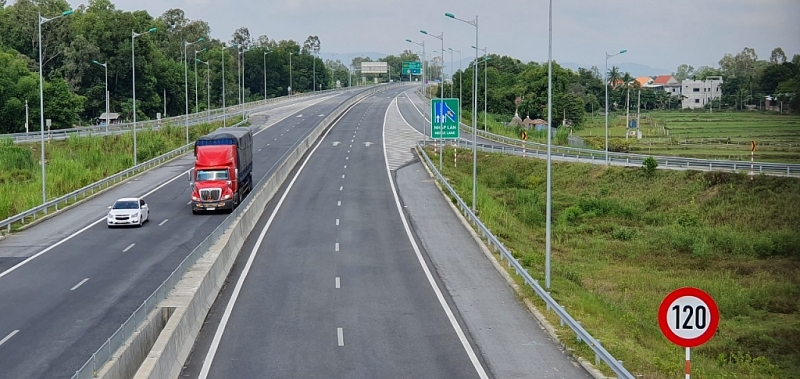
0, 117, 236, 219
432, 146, 800, 378
642, 156, 658, 176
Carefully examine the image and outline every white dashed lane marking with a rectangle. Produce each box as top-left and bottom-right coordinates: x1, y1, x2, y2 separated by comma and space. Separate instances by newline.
70, 278, 89, 291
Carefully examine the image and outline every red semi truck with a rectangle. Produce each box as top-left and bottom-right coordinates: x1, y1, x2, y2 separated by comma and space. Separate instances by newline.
189, 127, 254, 213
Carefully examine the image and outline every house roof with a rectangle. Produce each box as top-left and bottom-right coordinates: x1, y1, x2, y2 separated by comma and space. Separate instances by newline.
652, 75, 674, 85
635, 77, 652, 86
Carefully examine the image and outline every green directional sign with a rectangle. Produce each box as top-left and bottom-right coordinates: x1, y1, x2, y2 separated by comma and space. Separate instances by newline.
402, 61, 422, 75
430, 98, 460, 139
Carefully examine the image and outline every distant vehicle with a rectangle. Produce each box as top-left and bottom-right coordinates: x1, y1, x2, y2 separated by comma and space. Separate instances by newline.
189, 127, 254, 214
107, 197, 149, 227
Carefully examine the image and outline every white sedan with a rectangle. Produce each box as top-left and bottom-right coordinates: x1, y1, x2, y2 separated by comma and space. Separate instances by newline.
107, 197, 149, 227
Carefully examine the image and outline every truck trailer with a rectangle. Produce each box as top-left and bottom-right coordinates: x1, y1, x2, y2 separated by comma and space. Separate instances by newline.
190, 127, 253, 213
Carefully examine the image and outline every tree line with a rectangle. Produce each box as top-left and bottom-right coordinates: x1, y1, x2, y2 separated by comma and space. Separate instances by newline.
0, 0, 361, 133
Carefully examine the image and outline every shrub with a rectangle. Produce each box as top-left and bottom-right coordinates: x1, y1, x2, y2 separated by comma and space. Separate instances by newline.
642, 156, 658, 176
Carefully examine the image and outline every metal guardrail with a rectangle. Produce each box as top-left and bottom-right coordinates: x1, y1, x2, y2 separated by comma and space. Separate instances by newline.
415, 141, 635, 379
3, 87, 354, 143
0, 114, 246, 234
69, 85, 388, 379
412, 92, 800, 177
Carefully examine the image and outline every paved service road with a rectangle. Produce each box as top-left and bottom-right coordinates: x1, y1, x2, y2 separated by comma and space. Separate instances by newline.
0, 91, 362, 379
181, 85, 487, 379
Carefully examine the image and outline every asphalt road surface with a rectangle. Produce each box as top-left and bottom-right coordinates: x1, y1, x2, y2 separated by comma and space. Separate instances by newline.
180, 85, 487, 379
0, 91, 362, 379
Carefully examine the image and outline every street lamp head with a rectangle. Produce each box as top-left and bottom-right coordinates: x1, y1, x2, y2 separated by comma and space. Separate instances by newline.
444, 12, 455, 18
405, 39, 412, 43
197, 37, 205, 42
420, 30, 428, 35
62, 9, 74, 16
620, 49, 628, 54
92, 60, 100, 65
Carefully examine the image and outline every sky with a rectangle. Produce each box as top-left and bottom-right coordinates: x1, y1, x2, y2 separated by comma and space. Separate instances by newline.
45, 0, 800, 73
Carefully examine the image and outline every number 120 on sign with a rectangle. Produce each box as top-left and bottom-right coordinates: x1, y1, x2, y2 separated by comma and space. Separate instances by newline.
659, 287, 719, 348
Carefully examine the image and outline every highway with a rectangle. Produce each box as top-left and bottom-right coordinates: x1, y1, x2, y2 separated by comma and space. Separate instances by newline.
0, 90, 363, 379
181, 85, 487, 378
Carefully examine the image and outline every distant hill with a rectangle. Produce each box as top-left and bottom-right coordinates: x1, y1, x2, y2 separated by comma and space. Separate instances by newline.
561, 62, 671, 77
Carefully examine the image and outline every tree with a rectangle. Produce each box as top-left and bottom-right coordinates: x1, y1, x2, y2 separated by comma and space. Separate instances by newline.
770, 47, 787, 64
607, 66, 621, 88
302, 35, 320, 55
230, 26, 252, 49
674, 64, 695, 81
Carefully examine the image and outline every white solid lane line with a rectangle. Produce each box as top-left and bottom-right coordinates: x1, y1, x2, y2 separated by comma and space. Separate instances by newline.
0, 330, 19, 347
70, 278, 90, 291
0, 169, 188, 280
158, 219, 169, 226
123, 244, 135, 253
197, 94, 369, 379
337, 327, 344, 346
335, 277, 340, 289
382, 97, 490, 378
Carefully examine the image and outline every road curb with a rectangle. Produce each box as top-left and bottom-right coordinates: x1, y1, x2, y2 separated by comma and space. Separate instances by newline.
413, 147, 612, 379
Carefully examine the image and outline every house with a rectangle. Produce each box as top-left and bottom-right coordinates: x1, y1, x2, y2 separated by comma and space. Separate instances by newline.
98, 112, 121, 125
634, 76, 653, 87
681, 76, 723, 109
652, 75, 681, 96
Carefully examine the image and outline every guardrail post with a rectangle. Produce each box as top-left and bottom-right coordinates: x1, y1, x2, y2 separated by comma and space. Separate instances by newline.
576, 322, 583, 343
92, 352, 97, 377
595, 339, 601, 366
545, 293, 550, 311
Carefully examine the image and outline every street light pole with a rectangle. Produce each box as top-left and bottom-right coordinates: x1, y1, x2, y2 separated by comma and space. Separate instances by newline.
447, 48, 454, 98
196, 59, 210, 124
289, 52, 293, 95
449, 48, 462, 124
92, 60, 109, 134
604, 49, 627, 164
38, 9, 73, 204
240, 48, 248, 117
473, 46, 489, 131
194, 48, 206, 115
313, 51, 316, 93
264, 50, 271, 101
545, 0, 553, 289
222, 45, 227, 127
445, 12, 478, 212
131, 27, 157, 167
406, 39, 425, 100
184, 38, 204, 144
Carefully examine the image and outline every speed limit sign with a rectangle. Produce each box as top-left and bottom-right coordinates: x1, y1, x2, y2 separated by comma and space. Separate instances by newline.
659, 287, 719, 347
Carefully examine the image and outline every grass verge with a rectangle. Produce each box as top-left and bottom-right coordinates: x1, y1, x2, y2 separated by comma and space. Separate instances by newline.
430, 146, 800, 379
0, 116, 243, 222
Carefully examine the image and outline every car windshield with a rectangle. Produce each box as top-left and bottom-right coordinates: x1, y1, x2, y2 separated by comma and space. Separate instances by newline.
197, 169, 229, 181
112, 200, 139, 209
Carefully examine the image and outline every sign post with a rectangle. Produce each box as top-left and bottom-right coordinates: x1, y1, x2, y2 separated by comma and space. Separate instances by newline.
750, 140, 756, 180
659, 287, 719, 379
431, 98, 460, 170
521, 130, 528, 157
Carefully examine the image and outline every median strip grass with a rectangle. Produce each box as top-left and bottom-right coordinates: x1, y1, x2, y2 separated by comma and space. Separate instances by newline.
431, 146, 800, 378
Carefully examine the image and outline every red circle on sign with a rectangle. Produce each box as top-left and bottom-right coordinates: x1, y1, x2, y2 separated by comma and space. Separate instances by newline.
658, 287, 719, 348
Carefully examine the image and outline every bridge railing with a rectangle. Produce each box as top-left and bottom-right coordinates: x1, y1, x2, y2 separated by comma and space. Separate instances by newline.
416, 140, 635, 379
